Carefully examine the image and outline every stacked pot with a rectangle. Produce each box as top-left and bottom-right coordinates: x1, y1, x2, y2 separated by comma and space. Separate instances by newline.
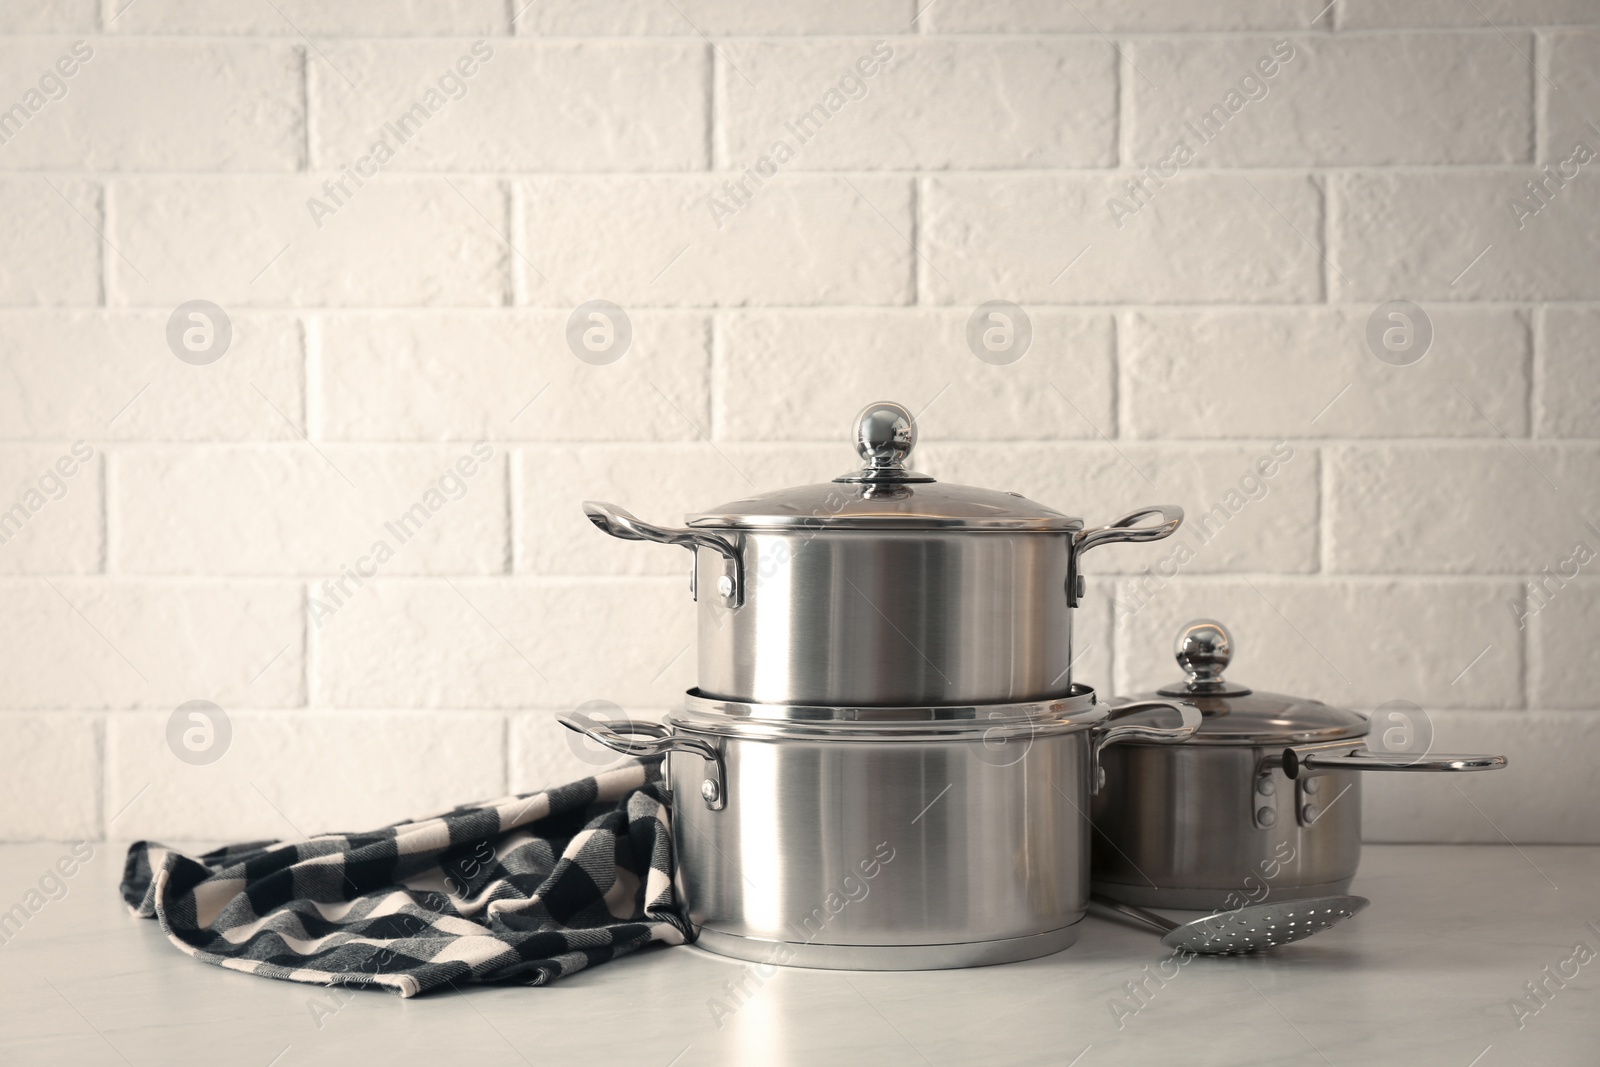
563, 402, 1508, 969
563, 402, 1200, 969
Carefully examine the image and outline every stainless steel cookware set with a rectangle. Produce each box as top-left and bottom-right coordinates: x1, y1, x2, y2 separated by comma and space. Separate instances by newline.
562, 401, 1508, 969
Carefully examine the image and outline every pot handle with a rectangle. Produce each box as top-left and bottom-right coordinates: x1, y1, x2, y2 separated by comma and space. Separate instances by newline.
1074, 506, 1185, 555
1090, 699, 1202, 795
1282, 743, 1507, 779
582, 501, 743, 607
1067, 506, 1184, 606
557, 712, 728, 811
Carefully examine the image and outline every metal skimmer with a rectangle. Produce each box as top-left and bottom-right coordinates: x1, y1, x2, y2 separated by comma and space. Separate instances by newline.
1090, 893, 1369, 955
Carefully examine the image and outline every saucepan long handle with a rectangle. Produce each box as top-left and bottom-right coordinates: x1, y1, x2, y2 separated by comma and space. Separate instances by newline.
1089, 893, 1180, 936
1282, 743, 1507, 779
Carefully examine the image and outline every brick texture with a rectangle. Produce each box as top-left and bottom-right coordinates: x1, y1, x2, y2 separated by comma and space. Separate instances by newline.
920, 443, 1321, 576
113, 445, 509, 575
719, 39, 1116, 170
2, 6, 1594, 844
1121, 308, 1530, 439
105, 710, 506, 840
515, 176, 915, 307
107, 178, 510, 307
921, 174, 1325, 304
1340, 2, 1600, 28
522, 1, 912, 36
0, 580, 303, 709
107, 0, 509, 35
0, 180, 101, 306
0, 445, 101, 573
1540, 308, 1600, 437
1128, 34, 1532, 166
1335, 171, 1600, 301
0, 40, 304, 171
1543, 31, 1600, 165
1326, 445, 1600, 573
0, 311, 305, 440
0, 715, 99, 839
310, 41, 708, 172
1113, 578, 1525, 710
922, 0, 1328, 32
0, 0, 95, 32
316, 311, 710, 441
717, 310, 1116, 441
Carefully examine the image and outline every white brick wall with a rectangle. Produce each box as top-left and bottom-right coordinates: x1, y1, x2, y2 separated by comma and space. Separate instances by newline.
0, 2, 1595, 844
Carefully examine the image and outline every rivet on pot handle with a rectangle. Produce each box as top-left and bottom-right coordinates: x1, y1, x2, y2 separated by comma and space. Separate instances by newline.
1090, 699, 1202, 795
1068, 506, 1184, 607
582, 501, 744, 607
558, 713, 728, 811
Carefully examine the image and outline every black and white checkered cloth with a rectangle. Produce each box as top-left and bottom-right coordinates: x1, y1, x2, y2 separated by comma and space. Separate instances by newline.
121, 761, 690, 997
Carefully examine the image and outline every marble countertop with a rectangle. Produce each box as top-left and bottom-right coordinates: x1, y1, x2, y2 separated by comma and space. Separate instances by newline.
1, 842, 1595, 1066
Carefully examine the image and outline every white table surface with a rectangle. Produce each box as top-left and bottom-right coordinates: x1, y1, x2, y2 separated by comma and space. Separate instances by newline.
1, 842, 1595, 1066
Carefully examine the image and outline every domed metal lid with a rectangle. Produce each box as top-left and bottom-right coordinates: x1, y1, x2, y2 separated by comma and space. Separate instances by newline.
1117, 620, 1368, 745
684, 401, 1082, 532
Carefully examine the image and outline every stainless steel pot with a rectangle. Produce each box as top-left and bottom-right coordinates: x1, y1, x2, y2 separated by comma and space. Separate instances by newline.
1090, 620, 1508, 910
562, 690, 1200, 969
584, 401, 1183, 707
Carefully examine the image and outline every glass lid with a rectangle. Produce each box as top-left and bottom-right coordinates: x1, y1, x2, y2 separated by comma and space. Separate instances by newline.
684, 401, 1082, 532
1117, 620, 1368, 745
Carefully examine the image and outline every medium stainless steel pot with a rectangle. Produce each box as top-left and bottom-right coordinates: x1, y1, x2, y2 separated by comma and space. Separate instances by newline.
1090, 620, 1508, 910
583, 401, 1183, 707
562, 690, 1200, 969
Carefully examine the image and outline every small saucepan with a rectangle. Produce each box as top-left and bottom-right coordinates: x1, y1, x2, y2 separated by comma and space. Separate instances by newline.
1090, 620, 1508, 910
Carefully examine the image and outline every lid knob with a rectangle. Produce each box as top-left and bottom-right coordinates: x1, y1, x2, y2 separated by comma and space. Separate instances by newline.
834, 401, 934, 485
854, 401, 916, 470
1174, 619, 1237, 693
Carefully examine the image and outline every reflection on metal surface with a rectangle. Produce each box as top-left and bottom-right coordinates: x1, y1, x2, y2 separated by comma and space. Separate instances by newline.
734, 741, 782, 934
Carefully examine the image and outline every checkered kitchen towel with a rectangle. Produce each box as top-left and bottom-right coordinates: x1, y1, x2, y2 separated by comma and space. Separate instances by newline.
121, 760, 690, 997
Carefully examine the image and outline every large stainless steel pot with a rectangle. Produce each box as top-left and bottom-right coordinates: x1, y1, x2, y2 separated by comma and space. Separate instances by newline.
584, 401, 1183, 707
1091, 621, 1508, 910
562, 689, 1200, 969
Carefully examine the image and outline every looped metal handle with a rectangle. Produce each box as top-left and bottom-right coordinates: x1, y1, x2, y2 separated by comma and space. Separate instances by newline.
557, 713, 728, 811
1090, 699, 1202, 795
1067, 505, 1184, 606
582, 501, 744, 607
1074, 505, 1185, 556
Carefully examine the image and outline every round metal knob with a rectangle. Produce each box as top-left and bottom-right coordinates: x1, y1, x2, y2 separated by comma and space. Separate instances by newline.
1176, 619, 1232, 688
853, 401, 916, 471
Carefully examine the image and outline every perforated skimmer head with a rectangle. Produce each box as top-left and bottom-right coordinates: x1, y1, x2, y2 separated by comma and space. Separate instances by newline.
1162, 895, 1369, 955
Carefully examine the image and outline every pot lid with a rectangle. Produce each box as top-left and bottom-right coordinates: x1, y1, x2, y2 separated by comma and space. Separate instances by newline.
1117, 620, 1368, 745
670, 686, 1106, 741
684, 401, 1082, 532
